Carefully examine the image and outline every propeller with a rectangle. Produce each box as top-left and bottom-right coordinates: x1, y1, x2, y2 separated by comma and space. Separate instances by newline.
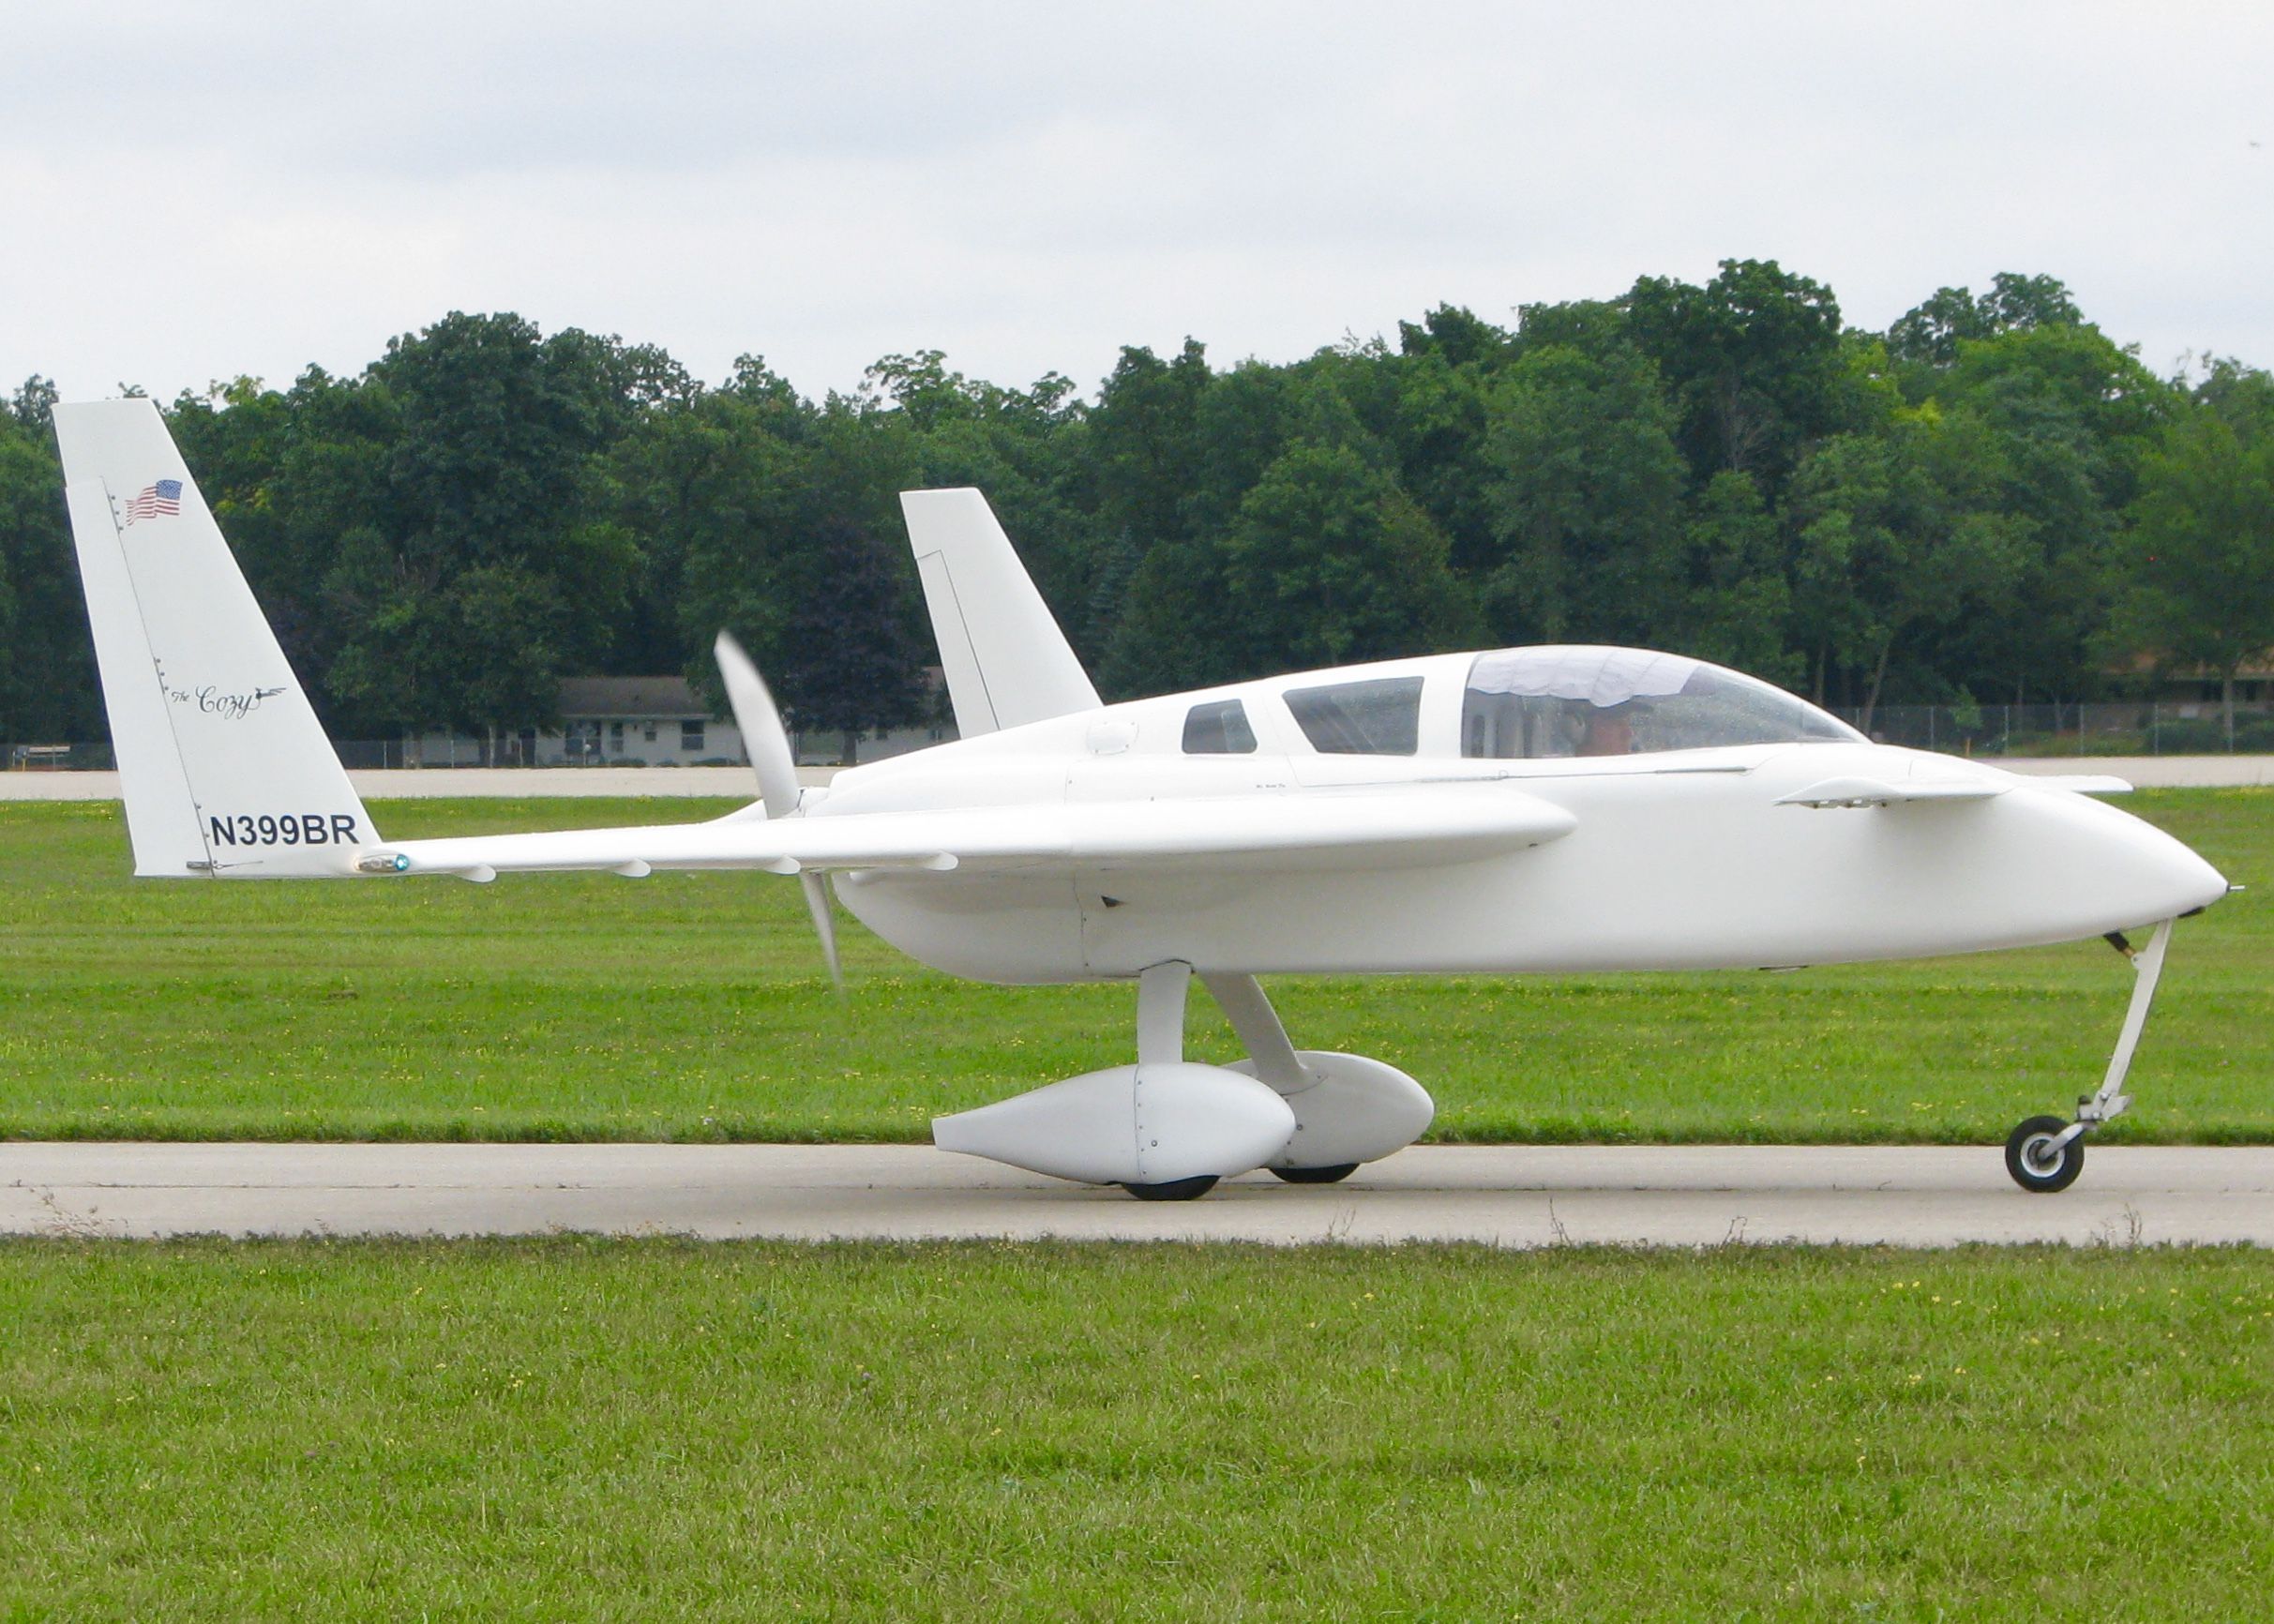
714, 631, 842, 988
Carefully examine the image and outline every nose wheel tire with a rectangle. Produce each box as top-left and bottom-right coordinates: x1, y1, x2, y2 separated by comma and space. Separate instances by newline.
1270, 1163, 1362, 1184
2006, 1115, 2085, 1194
1119, 1176, 1220, 1201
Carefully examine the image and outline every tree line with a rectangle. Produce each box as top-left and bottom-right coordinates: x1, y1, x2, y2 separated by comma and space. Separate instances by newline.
3, 260, 2271, 750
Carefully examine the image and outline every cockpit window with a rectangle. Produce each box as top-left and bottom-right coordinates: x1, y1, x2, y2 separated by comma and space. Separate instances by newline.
1460, 646, 1863, 759
1285, 676, 1423, 755
1182, 698, 1257, 754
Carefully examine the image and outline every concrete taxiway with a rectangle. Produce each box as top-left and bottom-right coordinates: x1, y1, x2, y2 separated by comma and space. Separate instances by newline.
5, 1143, 2270, 1246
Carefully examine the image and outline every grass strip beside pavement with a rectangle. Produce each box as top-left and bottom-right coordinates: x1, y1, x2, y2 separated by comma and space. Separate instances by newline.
3, 1238, 2270, 1621
1, 789, 2268, 1144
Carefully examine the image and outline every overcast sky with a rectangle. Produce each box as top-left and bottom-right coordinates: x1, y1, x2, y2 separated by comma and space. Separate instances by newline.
5, 1, 2268, 405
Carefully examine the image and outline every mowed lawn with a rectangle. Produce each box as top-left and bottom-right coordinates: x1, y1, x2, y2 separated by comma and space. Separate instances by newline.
0, 789, 2267, 1144
3, 1239, 2270, 1622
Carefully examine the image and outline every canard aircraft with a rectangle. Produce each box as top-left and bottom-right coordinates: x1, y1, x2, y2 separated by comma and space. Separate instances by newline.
54, 398, 2232, 1198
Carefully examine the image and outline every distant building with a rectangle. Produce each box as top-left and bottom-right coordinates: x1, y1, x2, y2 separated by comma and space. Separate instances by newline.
550, 676, 739, 767
382, 671, 958, 769
2144, 657, 2274, 708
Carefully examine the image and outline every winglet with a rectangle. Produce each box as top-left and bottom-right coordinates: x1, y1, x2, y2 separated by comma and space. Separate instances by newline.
52, 398, 376, 877
899, 489, 1100, 737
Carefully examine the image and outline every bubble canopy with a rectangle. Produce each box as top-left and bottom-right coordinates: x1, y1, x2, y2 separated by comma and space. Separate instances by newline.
1461, 646, 1864, 759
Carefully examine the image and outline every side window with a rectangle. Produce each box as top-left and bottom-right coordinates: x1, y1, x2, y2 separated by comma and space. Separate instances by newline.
1182, 699, 1257, 754
1284, 676, 1423, 755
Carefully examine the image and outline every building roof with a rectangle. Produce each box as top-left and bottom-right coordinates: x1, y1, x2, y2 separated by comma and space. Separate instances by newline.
557, 676, 712, 720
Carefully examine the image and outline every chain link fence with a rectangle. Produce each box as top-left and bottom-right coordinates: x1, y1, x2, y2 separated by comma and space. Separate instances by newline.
1835, 701, 2274, 757
13, 702, 2274, 771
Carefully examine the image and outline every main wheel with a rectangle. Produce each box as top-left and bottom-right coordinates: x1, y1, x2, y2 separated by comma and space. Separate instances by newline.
1119, 1175, 1220, 1202
1270, 1163, 1361, 1185
2005, 1115, 2085, 1194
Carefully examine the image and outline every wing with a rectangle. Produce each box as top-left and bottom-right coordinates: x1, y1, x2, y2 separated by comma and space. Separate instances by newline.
360, 788, 1578, 882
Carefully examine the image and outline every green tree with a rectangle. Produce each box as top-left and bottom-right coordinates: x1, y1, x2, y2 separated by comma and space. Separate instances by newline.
1787, 407, 2030, 727
1082, 340, 1215, 674
1889, 272, 2084, 369
322, 558, 565, 754
2191, 357, 2274, 436
637, 392, 818, 694
889, 357, 1099, 665
9, 375, 57, 433
1477, 343, 1687, 646
1623, 259, 1848, 491
2116, 405, 2274, 743
767, 517, 929, 760
440, 564, 569, 739
1916, 311, 2175, 704
0, 418, 100, 745
1086, 339, 1213, 553
1221, 441, 1476, 671
316, 312, 650, 735
1679, 471, 1796, 683
1382, 308, 1512, 575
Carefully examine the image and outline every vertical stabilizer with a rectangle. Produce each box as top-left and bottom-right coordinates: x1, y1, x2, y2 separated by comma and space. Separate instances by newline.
53, 398, 375, 877
899, 488, 1100, 736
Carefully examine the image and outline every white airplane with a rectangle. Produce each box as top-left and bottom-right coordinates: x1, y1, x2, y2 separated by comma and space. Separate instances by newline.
53, 398, 2232, 1199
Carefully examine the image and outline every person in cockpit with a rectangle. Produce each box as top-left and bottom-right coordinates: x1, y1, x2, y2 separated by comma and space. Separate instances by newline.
1575, 700, 1639, 757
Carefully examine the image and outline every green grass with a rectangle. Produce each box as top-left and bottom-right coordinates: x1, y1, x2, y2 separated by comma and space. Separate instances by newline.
2, 1239, 2269, 1621
1, 790, 2268, 1144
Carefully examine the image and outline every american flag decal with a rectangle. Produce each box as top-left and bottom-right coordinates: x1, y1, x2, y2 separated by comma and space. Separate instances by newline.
123, 479, 184, 524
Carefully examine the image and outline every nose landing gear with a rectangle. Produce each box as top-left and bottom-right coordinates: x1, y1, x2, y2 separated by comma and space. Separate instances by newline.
2005, 1115, 2085, 1193
2004, 919, 2172, 1194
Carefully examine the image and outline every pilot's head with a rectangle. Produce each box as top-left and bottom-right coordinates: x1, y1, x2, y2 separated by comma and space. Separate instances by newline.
1576, 702, 1639, 757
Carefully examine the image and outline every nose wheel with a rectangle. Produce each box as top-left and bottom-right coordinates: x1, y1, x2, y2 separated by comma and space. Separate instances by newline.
2003, 919, 2173, 1195
2005, 1116, 2085, 1194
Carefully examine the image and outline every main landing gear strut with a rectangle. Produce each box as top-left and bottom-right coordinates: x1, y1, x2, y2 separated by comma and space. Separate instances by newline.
2004, 919, 2174, 1194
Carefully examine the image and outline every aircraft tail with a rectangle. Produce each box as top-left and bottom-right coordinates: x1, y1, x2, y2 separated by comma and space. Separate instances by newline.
52, 398, 376, 877
898, 489, 1100, 737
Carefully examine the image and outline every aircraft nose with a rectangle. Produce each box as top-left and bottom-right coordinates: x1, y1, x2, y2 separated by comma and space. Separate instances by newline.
2073, 793, 2230, 925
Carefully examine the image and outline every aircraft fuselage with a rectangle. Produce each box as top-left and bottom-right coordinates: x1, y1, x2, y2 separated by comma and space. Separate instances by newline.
821, 652, 2226, 984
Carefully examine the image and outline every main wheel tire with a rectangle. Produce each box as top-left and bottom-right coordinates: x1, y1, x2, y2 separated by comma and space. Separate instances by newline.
1119, 1175, 1220, 1202
1271, 1163, 1362, 1185
2006, 1115, 2085, 1194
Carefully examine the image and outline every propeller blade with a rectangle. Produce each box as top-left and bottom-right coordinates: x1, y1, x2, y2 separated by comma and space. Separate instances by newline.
801, 870, 842, 990
716, 631, 842, 987
714, 630, 800, 821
